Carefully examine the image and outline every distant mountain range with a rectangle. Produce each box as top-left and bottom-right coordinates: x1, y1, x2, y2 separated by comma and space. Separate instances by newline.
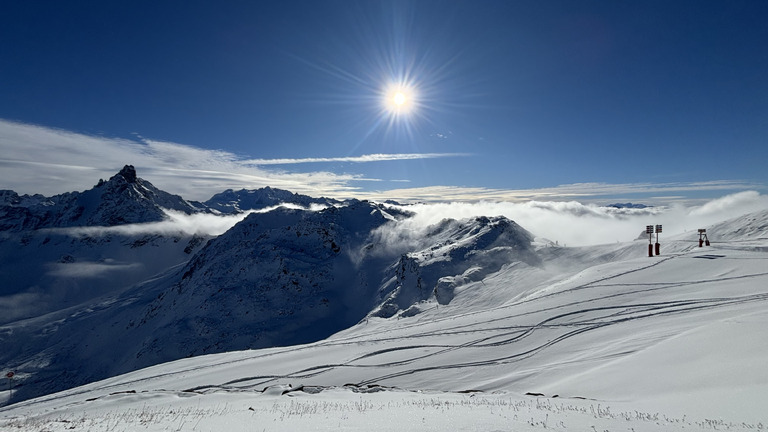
0, 165, 342, 231
605, 202, 651, 209
205, 187, 339, 214
0, 165, 202, 231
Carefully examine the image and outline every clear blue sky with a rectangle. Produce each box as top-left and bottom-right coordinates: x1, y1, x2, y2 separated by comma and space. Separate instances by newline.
1, 0, 767, 203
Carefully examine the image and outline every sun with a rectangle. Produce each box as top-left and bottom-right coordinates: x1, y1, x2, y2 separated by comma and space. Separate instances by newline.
383, 85, 416, 115
393, 91, 406, 106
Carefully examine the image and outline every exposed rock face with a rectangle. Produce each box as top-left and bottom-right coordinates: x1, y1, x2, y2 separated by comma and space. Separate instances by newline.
118, 164, 138, 183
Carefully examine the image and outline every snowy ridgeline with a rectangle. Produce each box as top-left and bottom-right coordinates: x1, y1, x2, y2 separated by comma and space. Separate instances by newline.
1, 166, 768, 430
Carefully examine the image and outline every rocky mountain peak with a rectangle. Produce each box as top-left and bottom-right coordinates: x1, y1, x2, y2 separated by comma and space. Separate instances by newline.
117, 165, 138, 183
95, 165, 142, 188
0, 165, 204, 230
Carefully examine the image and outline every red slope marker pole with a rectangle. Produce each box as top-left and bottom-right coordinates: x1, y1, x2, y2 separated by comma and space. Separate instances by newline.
646, 225, 654, 257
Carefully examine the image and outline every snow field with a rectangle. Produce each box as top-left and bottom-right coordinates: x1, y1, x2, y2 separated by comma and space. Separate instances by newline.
3, 386, 766, 432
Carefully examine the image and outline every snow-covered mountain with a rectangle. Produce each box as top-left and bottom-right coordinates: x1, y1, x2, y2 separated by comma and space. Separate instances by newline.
126, 201, 402, 366
0, 167, 353, 325
605, 202, 651, 209
371, 216, 539, 316
704, 208, 768, 242
0, 165, 204, 231
2, 209, 767, 431
204, 187, 339, 214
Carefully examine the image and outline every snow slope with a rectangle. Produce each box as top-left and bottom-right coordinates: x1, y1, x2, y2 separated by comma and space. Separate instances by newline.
2, 210, 767, 431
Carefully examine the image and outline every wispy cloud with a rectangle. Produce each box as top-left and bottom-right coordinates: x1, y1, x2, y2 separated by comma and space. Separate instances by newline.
49, 205, 326, 238
46, 260, 143, 278
356, 181, 763, 204
242, 153, 469, 165
52, 210, 255, 237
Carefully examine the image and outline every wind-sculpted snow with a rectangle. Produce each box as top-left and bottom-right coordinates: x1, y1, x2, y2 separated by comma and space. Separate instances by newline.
703, 208, 768, 242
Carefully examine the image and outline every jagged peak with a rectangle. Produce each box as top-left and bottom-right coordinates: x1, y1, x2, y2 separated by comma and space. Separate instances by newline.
117, 165, 138, 183
98, 165, 139, 188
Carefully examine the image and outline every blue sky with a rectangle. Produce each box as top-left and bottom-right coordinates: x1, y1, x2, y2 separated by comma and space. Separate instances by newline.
1, 0, 767, 204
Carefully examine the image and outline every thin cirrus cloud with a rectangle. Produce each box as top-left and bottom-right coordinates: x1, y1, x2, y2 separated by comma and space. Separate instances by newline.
357, 180, 762, 204
242, 153, 470, 165
0, 118, 761, 203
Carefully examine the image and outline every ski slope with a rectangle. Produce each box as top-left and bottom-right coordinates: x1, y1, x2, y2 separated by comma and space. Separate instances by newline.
2, 226, 767, 431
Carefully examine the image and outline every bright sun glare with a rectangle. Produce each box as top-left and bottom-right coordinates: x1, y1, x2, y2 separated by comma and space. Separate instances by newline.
393, 91, 406, 106
384, 85, 415, 115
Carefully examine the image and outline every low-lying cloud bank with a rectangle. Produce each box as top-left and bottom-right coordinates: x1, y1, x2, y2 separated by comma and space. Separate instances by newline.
58, 211, 255, 238
52, 204, 326, 238
384, 191, 768, 247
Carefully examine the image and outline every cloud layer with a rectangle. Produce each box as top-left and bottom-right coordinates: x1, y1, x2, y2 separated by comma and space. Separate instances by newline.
383, 191, 768, 246
51, 205, 324, 238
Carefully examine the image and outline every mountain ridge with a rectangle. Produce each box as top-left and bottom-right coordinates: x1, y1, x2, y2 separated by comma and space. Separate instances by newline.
0, 165, 203, 231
